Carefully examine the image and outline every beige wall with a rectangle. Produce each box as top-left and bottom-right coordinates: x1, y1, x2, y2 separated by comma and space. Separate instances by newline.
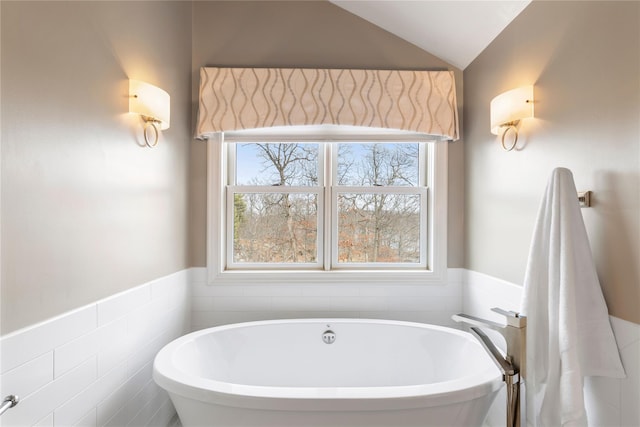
464, 1, 640, 324
1, 1, 193, 334
189, 0, 465, 268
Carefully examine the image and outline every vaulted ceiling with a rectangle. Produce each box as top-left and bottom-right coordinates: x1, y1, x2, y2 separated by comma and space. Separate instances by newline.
330, 1, 532, 70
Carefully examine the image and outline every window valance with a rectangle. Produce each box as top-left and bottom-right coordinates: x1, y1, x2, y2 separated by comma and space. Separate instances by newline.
195, 67, 459, 141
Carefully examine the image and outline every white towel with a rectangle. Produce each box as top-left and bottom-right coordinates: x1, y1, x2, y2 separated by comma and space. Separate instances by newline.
521, 168, 625, 427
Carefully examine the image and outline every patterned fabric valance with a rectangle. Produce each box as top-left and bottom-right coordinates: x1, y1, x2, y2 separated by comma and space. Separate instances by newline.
195, 67, 459, 140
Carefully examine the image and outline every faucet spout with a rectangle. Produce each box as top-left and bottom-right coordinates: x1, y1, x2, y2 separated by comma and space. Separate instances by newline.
452, 307, 527, 378
453, 308, 526, 427
451, 313, 505, 331
469, 326, 516, 376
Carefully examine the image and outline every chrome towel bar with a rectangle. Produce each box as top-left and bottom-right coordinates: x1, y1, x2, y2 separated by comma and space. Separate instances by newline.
0, 395, 19, 417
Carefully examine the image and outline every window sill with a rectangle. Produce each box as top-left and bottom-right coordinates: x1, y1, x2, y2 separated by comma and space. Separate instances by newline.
208, 269, 448, 286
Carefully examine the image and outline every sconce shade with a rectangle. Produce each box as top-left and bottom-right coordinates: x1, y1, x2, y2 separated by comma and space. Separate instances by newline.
490, 86, 534, 135
129, 80, 170, 130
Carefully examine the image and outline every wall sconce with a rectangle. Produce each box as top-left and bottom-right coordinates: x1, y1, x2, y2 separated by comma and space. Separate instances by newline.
129, 80, 170, 147
490, 85, 534, 151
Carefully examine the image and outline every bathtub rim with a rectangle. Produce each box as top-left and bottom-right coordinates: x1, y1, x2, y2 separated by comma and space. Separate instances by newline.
153, 318, 504, 411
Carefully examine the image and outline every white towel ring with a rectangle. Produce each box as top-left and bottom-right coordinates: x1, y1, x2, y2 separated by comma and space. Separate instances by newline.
143, 120, 160, 148
501, 125, 518, 151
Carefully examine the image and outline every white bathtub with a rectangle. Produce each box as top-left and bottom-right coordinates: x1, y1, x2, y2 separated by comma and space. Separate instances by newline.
153, 319, 503, 427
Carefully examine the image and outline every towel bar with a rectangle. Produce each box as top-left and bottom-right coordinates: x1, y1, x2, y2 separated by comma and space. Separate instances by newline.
0, 395, 19, 417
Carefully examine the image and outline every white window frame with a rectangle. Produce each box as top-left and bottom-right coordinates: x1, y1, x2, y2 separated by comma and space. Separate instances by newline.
226, 184, 325, 270
206, 128, 448, 285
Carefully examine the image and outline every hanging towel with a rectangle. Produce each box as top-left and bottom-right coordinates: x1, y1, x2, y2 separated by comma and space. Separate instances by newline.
521, 167, 625, 427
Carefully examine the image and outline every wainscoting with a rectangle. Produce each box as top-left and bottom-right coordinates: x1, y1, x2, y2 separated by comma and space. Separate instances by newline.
0, 270, 191, 427
463, 270, 640, 427
190, 268, 463, 329
1, 268, 637, 427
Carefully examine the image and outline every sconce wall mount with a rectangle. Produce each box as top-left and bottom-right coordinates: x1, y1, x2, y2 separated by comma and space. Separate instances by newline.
490, 86, 534, 151
129, 80, 170, 147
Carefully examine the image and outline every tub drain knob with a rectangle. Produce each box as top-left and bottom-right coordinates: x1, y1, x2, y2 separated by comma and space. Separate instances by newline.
322, 330, 336, 344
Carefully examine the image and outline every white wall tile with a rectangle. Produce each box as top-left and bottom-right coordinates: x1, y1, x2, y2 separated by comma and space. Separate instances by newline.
191, 282, 244, 297
242, 285, 304, 297
126, 299, 165, 349
300, 285, 359, 297
151, 271, 190, 311
188, 267, 207, 284
211, 296, 273, 311
0, 352, 53, 400
620, 340, 640, 427
464, 268, 640, 427
0, 306, 97, 374
54, 327, 101, 378
387, 295, 458, 311
1, 357, 96, 427
101, 405, 129, 427
189, 267, 464, 330
3, 266, 631, 427
96, 318, 129, 377
97, 286, 151, 327
148, 400, 176, 427
54, 361, 127, 427
270, 296, 332, 311
98, 364, 153, 427
190, 296, 215, 312
584, 376, 621, 427
73, 409, 97, 427
462, 269, 522, 322
0, 269, 191, 427
126, 331, 174, 379
125, 380, 160, 423
447, 267, 464, 284
32, 413, 54, 427
611, 316, 640, 350
330, 296, 388, 311
128, 387, 168, 427
96, 380, 131, 427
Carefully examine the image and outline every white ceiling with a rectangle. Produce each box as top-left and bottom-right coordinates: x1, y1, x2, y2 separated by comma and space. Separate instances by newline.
330, 0, 532, 70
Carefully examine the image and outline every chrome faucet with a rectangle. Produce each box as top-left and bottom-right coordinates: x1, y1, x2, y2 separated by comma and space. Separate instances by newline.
452, 308, 526, 427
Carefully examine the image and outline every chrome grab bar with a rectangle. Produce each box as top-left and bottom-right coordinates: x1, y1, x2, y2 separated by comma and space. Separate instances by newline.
0, 395, 19, 417
453, 308, 526, 427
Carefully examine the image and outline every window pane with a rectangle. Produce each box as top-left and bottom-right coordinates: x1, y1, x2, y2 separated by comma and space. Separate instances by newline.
236, 143, 318, 186
337, 193, 421, 263
337, 143, 419, 186
233, 192, 318, 263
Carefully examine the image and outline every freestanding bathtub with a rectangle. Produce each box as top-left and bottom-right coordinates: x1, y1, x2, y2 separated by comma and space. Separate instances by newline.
153, 319, 503, 427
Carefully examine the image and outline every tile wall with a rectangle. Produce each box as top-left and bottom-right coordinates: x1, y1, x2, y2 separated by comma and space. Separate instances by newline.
463, 270, 640, 427
0, 270, 191, 427
190, 268, 463, 330
1, 267, 637, 427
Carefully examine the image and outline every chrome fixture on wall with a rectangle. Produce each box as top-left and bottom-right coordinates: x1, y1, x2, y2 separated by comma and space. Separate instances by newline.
490, 86, 534, 151
129, 79, 170, 148
578, 191, 592, 207
0, 395, 19, 417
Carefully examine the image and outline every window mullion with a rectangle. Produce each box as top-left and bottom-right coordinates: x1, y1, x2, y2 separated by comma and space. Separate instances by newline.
324, 143, 333, 271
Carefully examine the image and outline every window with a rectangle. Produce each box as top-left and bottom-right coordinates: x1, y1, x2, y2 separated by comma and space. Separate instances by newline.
207, 128, 448, 284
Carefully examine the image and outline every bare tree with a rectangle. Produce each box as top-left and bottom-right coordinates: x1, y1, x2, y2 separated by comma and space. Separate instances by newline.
234, 142, 421, 265
338, 143, 420, 263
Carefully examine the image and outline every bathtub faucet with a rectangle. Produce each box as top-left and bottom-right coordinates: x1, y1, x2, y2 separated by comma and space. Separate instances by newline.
452, 308, 526, 427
